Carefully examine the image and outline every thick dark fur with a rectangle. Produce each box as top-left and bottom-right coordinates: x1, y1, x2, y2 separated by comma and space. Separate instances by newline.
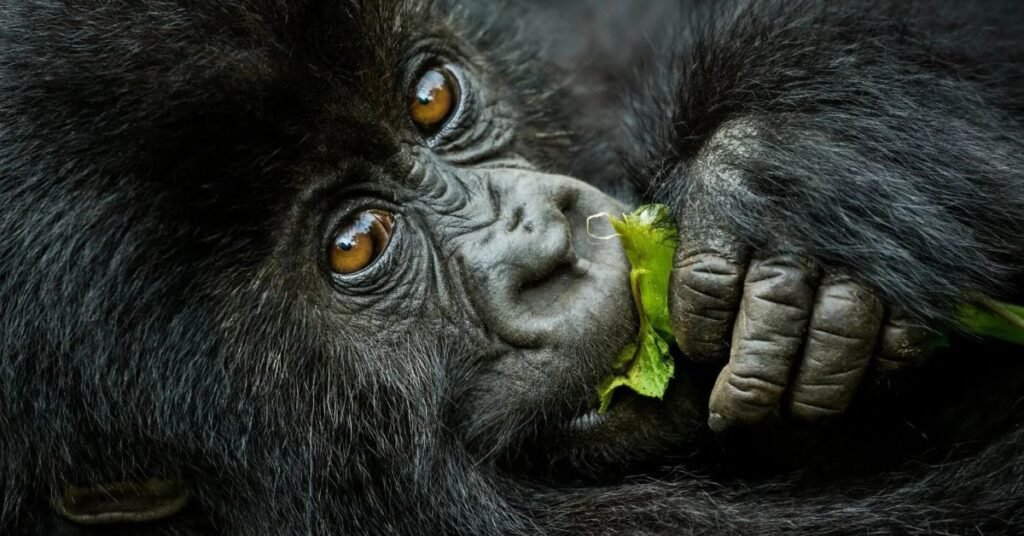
2, 0, 1024, 534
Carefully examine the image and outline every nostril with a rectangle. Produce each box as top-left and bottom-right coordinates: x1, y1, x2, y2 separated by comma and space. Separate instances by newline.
507, 206, 525, 233
556, 187, 579, 217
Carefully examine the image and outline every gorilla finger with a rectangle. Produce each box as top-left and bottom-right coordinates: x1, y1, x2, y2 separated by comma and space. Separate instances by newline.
789, 277, 883, 421
708, 254, 817, 432
670, 219, 749, 362
876, 309, 933, 373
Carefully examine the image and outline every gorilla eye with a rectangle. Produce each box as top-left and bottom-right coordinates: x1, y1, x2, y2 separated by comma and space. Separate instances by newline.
409, 67, 459, 134
329, 210, 396, 275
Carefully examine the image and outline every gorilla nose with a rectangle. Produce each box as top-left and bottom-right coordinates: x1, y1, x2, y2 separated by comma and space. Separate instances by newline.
455, 169, 624, 348
492, 176, 580, 292
505, 203, 579, 293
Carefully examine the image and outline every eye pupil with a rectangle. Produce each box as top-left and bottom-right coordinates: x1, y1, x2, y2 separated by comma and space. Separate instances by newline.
329, 210, 396, 276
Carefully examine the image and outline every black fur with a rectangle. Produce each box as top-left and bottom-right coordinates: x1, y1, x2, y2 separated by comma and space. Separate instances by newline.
644, 1, 1024, 324
2, 0, 1024, 534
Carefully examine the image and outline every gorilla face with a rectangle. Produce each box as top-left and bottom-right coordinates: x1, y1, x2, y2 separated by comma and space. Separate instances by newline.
0, 2, 708, 530
301, 35, 699, 472
326, 79, 642, 460
9, 0, 1024, 533
1, 0, 709, 478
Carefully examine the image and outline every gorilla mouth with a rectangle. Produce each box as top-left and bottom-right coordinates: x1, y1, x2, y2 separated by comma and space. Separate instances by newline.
510, 343, 711, 477
458, 193, 718, 475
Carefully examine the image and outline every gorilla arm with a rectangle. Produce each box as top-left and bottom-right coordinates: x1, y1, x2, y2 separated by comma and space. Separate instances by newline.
641, 2, 1024, 431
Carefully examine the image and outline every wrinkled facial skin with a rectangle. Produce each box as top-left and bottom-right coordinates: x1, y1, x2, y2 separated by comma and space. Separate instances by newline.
359, 162, 640, 457
238, 6, 703, 473
0, 7, 709, 529
335, 56, 703, 471
310, 51, 646, 463
312, 32, 704, 471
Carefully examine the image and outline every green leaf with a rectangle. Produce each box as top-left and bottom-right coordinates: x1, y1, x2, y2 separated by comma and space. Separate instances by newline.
593, 204, 1024, 414
596, 205, 678, 413
606, 204, 678, 337
958, 299, 1024, 346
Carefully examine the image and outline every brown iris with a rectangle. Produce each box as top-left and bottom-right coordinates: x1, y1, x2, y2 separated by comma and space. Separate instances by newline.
409, 68, 458, 133
329, 210, 396, 275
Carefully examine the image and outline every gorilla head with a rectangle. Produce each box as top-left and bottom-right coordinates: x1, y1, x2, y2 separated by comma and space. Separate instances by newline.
0, 0, 708, 533
6, 0, 1024, 534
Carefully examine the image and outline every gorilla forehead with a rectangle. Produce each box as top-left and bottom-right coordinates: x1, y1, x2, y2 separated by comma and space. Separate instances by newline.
0, 0, 475, 363
0, 0, 494, 279
2, 0, 456, 178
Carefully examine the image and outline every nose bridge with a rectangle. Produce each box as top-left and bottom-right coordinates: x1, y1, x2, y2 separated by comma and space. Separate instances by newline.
447, 169, 572, 269
486, 169, 566, 231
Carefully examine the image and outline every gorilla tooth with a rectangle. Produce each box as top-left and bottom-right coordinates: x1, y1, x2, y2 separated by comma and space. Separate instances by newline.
569, 409, 611, 432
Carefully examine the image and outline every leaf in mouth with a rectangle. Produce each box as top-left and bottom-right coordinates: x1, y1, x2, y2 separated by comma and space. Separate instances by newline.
595, 204, 678, 414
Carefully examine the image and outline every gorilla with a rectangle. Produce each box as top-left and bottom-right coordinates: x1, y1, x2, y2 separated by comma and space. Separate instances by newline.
2, 0, 1024, 534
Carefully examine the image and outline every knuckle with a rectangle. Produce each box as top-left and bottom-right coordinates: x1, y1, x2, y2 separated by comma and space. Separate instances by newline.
744, 257, 817, 314
683, 307, 733, 324
672, 254, 745, 307
737, 330, 804, 355
745, 254, 816, 283
674, 251, 745, 277
812, 284, 884, 341
674, 308, 731, 348
807, 325, 873, 346
795, 367, 864, 391
674, 277, 738, 313
724, 370, 787, 406
740, 297, 811, 340
750, 293, 809, 317
790, 399, 845, 419
878, 322, 933, 371
799, 351, 869, 378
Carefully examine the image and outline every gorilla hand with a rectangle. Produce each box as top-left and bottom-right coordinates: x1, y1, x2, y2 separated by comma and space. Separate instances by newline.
668, 207, 934, 432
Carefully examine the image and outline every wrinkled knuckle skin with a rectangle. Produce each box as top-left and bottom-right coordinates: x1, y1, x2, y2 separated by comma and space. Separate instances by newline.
790, 369, 863, 420
790, 279, 883, 420
671, 252, 746, 360
812, 282, 884, 342
790, 399, 845, 420
673, 253, 745, 306
709, 367, 784, 430
708, 257, 818, 429
807, 325, 872, 346
746, 255, 817, 300
877, 322, 932, 372
741, 256, 817, 336
724, 368, 787, 407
